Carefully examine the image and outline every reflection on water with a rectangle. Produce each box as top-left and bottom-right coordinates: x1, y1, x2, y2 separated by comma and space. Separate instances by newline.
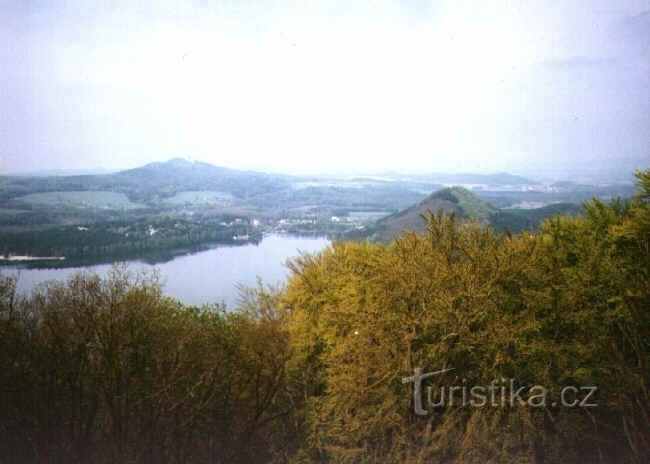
2, 234, 330, 307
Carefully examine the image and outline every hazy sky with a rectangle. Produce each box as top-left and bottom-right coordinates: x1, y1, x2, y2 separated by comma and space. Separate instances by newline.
1, 0, 648, 175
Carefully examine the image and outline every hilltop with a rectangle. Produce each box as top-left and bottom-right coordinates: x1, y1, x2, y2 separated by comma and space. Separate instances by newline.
0, 158, 290, 204
367, 187, 496, 241
364, 187, 588, 241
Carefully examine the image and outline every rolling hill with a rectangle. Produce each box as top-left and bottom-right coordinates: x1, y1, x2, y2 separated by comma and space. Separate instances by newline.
0, 158, 291, 205
108, 158, 290, 201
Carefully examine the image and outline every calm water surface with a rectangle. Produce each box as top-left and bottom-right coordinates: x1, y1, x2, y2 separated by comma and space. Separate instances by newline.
2, 234, 330, 307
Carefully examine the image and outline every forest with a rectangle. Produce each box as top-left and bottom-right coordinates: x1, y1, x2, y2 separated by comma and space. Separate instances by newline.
0, 214, 259, 266
0, 170, 648, 463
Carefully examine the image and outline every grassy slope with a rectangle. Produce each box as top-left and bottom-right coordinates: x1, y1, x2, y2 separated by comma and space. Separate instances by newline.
10, 191, 145, 210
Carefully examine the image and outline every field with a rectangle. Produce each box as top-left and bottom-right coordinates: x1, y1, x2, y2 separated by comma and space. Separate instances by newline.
162, 190, 235, 206
10, 191, 144, 210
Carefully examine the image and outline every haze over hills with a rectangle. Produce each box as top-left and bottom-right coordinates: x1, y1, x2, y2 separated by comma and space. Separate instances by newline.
1, 158, 291, 203
0, 157, 638, 220
106, 158, 292, 201
0, 157, 641, 265
3, 168, 118, 177
403, 172, 535, 187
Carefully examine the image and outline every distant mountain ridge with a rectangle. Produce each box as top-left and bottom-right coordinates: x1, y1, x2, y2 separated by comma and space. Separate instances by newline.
0, 158, 603, 226
1, 158, 546, 207
409, 172, 535, 186
109, 158, 289, 200
1, 158, 292, 203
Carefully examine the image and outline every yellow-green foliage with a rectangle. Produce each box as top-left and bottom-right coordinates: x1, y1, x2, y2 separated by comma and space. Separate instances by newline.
283, 171, 649, 463
1, 171, 648, 464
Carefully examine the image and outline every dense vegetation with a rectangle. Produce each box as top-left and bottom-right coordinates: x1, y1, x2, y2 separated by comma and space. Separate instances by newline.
1, 171, 648, 463
0, 215, 258, 265
489, 203, 583, 233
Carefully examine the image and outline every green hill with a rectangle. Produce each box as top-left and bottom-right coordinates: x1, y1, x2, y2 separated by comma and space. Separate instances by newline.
0, 158, 291, 205
365, 188, 584, 241
368, 186, 496, 241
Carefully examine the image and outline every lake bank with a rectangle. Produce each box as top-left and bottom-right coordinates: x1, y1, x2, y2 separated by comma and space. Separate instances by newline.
1, 234, 330, 307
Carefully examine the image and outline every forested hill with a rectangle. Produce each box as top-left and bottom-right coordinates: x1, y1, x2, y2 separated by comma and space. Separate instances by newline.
365, 186, 585, 241
0, 158, 291, 203
108, 158, 293, 200
367, 186, 496, 241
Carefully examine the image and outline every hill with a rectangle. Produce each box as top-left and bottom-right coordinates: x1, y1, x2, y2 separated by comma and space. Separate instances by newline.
106, 158, 290, 201
368, 187, 496, 241
364, 189, 585, 241
0, 158, 291, 204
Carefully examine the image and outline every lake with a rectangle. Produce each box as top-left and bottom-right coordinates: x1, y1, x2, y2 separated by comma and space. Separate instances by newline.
1, 234, 330, 307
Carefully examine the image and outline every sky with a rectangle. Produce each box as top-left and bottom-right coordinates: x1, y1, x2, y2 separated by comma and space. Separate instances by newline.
1, 0, 648, 177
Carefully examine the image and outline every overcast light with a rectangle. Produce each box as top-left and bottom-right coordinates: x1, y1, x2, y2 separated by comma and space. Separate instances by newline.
1, 0, 648, 176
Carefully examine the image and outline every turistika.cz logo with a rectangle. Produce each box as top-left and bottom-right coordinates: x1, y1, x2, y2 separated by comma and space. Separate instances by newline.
402, 367, 597, 416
